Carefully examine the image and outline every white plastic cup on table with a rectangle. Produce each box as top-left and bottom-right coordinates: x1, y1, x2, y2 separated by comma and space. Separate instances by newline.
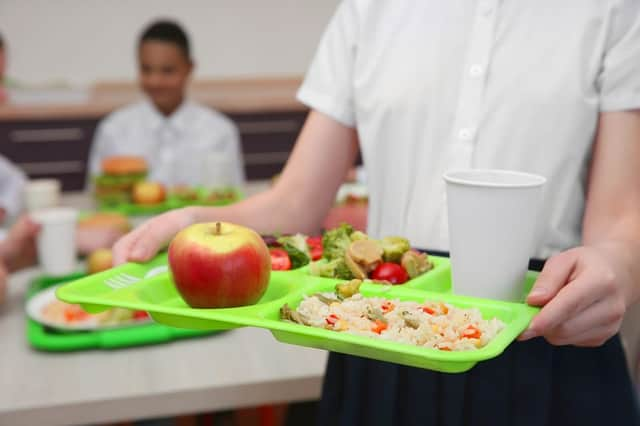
23, 179, 61, 212
31, 207, 78, 276
443, 169, 546, 302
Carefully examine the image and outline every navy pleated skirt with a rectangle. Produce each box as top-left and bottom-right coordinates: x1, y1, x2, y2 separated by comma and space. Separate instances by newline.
318, 336, 639, 426
316, 257, 640, 426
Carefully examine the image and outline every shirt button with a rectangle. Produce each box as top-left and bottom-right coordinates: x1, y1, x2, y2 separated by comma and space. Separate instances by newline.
480, 2, 494, 16
458, 128, 475, 140
469, 64, 484, 77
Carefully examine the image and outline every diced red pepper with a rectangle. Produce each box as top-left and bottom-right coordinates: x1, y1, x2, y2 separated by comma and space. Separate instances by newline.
133, 310, 149, 320
421, 306, 435, 315
325, 314, 339, 325
461, 325, 482, 339
371, 319, 388, 334
440, 303, 449, 315
381, 301, 395, 313
64, 307, 89, 322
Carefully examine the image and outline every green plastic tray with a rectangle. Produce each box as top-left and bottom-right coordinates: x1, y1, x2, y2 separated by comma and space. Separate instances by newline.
57, 255, 539, 372
26, 266, 219, 352
98, 187, 243, 216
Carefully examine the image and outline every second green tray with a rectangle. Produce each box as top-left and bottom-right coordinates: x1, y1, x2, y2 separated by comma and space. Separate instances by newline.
98, 187, 243, 216
27, 270, 220, 352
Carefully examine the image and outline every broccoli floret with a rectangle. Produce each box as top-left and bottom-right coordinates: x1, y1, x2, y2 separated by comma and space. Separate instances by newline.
309, 258, 354, 280
333, 259, 355, 280
380, 236, 411, 263
322, 223, 354, 261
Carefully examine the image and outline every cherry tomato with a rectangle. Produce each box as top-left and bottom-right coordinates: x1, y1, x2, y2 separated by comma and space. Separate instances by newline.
370, 262, 409, 284
270, 248, 292, 271
306, 236, 323, 260
309, 245, 323, 261
306, 236, 323, 247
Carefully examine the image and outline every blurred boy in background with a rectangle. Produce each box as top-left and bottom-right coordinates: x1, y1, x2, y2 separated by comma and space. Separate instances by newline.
87, 20, 245, 189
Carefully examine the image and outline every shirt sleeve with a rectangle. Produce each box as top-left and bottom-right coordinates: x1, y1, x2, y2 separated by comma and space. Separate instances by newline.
296, 0, 360, 127
0, 155, 26, 218
598, 0, 640, 111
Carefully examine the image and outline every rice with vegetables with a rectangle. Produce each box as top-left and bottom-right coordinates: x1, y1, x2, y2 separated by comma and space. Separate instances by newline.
281, 281, 505, 351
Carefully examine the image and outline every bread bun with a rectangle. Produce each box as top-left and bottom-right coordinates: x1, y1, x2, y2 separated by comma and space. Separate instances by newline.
78, 212, 131, 232
101, 156, 148, 176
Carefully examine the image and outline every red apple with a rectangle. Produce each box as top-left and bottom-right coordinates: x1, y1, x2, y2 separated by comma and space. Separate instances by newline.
132, 181, 166, 205
168, 222, 271, 308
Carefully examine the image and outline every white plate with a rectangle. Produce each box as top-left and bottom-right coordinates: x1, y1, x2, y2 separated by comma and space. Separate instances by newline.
26, 285, 150, 331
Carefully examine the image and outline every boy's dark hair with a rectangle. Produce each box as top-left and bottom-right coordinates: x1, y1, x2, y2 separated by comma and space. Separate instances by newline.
139, 20, 191, 61
0, 33, 4, 49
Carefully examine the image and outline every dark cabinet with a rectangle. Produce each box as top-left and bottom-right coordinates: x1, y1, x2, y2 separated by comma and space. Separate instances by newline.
0, 119, 98, 190
0, 110, 308, 191
232, 110, 307, 180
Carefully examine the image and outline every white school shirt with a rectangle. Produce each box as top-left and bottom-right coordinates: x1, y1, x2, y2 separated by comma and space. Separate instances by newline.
298, 0, 640, 258
0, 155, 26, 219
88, 100, 245, 188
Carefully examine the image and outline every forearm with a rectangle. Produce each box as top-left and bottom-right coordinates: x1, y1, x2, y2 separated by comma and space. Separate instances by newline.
188, 182, 326, 236
189, 110, 359, 235
581, 110, 640, 306
582, 217, 640, 306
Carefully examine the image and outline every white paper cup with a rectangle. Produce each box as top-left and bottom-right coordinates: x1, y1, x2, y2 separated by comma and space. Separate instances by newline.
24, 179, 61, 212
31, 207, 78, 276
443, 169, 546, 302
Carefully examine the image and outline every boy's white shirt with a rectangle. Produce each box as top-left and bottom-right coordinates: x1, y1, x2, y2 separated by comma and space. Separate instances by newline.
88, 99, 245, 188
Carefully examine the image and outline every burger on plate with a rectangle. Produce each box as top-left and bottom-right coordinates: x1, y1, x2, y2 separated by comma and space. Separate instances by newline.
93, 156, 148, 204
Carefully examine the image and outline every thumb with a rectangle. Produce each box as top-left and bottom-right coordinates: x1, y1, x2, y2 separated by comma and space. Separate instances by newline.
526, 249, 578, 306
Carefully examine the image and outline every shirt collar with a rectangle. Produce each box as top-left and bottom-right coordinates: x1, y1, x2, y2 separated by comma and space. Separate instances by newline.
142, 98, 192, 134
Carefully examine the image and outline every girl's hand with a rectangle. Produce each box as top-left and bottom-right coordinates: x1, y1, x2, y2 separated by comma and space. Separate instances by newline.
112, 207, 196, 265
519, 245, 632, 346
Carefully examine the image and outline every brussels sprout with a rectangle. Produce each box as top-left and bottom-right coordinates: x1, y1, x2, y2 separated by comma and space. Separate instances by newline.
379, 236, 411, 263
400, 250, 434, 278
335, 279, 362, 299
349, 231, 368, 242
280, 304, 311, 325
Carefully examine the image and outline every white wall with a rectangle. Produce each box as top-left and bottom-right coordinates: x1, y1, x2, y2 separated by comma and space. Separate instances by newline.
0, 0, 339, 86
